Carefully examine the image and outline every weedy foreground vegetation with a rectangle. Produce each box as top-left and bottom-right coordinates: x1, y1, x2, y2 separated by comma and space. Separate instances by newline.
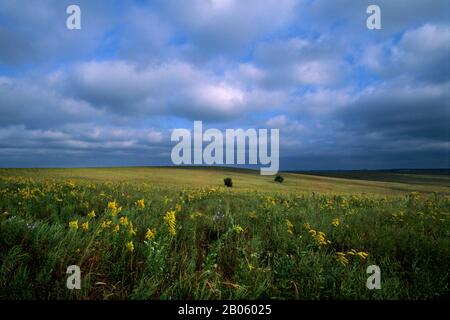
0, 168, 449, 299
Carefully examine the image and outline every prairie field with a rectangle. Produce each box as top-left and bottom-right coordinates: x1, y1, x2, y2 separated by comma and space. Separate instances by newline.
0, 167, 449, 299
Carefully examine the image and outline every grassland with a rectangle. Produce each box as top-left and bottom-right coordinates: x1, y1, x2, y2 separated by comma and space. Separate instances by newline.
0, 167, 449, 299
1, 167, 448, 195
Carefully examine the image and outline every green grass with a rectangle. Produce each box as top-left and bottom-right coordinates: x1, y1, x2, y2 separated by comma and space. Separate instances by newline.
1, 167, 448, 196
0, 167, 449, 299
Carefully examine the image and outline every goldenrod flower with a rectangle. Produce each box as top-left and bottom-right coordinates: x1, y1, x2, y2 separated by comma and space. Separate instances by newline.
136, 199, 145, 208
119, 216, 129, 226
113, 224, 120, 233
336, 252, 349, 266
164, 210, 177, 236
81, 221, 89, 231
101, 220, 112, 229
303, 223, 311, 230
107, 200, 120, 217
129, 223, 137, 237
286, 219, 294, 234
233, 224, 244, 234
126, 241, 134, 253
357, 251, 369, 259
309, 229, 331, 246
286, 219, 294, 229
108, 200, 117, 210
145, 228, 156, 241
88, 210, 96, 219
69, 220, 79, 230
331, 218, 340, 227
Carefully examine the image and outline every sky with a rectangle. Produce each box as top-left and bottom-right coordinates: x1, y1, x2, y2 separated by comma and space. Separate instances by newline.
0, 0, 449, 170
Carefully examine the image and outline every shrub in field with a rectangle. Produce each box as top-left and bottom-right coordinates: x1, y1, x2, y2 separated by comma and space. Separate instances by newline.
224, 177, 233, 187
274, 175, 284, 183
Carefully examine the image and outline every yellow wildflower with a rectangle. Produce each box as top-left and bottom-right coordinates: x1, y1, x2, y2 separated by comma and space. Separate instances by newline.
309, 229, 331, 246
164, 210, 177, 236
136, 199, 145, 208
101, 220, 112, 229
81, 221, 89, 231
145, 228, 156, 241
129, 223, 137, 237
336, 252, 349, 266
69, 220, 78, 230
357, 251, 369, 259
113, 225, 120, 233
88, 210, 96, 219
286, 219, 294, 234
119, 216, 129, 226
126, 241, 134, 253
107, 200, 121, 217
331, 218, 340, 227
233, 224, 244, 234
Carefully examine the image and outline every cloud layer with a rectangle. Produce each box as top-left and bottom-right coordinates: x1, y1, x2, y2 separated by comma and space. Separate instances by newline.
0, 0, 449, 169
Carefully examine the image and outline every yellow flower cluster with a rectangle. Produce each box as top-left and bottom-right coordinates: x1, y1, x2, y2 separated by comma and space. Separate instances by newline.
101, 220, 112, 229
331, 218, 340, 227
308, 229, 331, 246
181, 187, 221, 203
233, 224, 245, 234
88, 210, 96, 219
286, 219, 294, 235
145, 228, 156, 241
336, 252, 349, 265
66, 180, 76, 188
69, 220, 79, 230
81, 221, 89, 231
346, 249, 369, 259
119, 216, 129, 226
136, 199, 145, 208
336, 249, 369, 266
129, 222, 137, 237
391, 211, 405, 223
107, 200, 122, 217
126, 241, 134, 253
164, 210, 177, 236
263, 196, 277, 209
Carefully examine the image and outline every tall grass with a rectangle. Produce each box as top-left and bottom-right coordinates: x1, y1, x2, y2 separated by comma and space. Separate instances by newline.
0, 176, 449, 299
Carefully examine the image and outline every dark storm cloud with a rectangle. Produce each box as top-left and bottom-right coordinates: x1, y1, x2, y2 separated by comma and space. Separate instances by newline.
0, 77, 103, 129
337, 83, 450, 142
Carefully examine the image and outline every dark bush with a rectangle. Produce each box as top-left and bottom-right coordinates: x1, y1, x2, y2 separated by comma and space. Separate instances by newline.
274, 174, 284, 183
224, 177, 233, 187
